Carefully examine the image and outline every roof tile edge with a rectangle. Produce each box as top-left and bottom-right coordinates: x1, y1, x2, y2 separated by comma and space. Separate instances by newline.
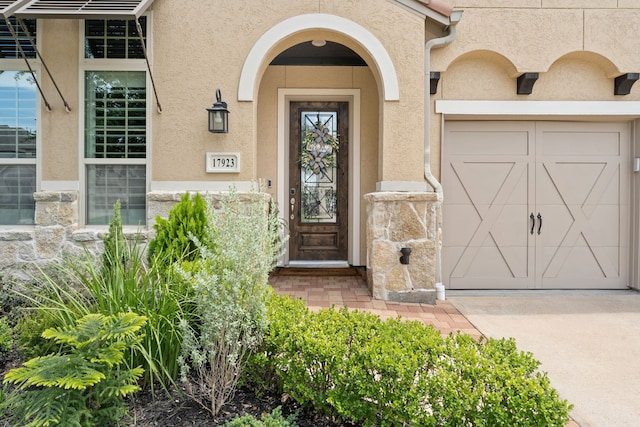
419, 0, 453, 18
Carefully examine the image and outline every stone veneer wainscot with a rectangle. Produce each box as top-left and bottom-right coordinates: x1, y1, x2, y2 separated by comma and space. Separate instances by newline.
0, 190, 149, 283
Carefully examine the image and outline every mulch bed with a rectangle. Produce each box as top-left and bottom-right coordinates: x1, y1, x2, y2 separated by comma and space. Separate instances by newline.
1, 349, 358, 427
127, 385, 360, 426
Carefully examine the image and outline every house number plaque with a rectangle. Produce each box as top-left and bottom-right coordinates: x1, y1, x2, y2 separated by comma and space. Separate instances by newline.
206, 152, 240, 173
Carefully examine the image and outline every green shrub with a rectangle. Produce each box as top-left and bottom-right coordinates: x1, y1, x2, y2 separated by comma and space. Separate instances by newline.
179, 187, 286, 416
3, 312, 146, 427
247, 295, 572, 427
0, 317, 12, 355
429, 334, 572, 426
16, 311, 58, 359
0, 282, 29, 327
101, 200, 128, 277
12, 203, 190, 389
148, 192, 210, 273
223, 406, 297, 427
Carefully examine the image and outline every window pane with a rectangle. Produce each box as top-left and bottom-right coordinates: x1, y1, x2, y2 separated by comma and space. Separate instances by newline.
0, 165, 35, 225
0, 71, 37, 159
85, 17, 146, 59
85, 71, 146, 159
0, 18, 36, 59
86, 164, 146, 225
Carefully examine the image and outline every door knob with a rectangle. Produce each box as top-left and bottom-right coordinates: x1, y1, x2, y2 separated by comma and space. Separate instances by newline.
289, 193, 295, 221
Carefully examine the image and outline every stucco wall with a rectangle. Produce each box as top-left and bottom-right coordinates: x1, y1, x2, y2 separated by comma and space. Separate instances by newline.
34, 1, 640, 188
39, 19, 80, 183
28, 0, 433, 197
428, 2, 640, 180
150, 0, 427, 184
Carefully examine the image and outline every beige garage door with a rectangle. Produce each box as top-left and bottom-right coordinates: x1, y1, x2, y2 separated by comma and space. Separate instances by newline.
442, 121, 630, 289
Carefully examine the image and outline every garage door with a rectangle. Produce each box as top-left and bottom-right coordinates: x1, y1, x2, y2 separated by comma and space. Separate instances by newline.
442, 121, 630, 289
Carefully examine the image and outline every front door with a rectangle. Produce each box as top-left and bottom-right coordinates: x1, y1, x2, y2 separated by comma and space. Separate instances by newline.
288, 102, 348, 261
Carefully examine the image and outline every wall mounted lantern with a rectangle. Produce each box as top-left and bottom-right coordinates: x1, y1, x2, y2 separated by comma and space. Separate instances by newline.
207, 89, 230, 133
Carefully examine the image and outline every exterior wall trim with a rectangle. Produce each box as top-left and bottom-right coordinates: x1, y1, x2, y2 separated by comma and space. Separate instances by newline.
40, 181, 80, 191
376, 181, 430, 192
149, 181, 257, 192
633, 120, 640, 290
436, 100, 640, 118
238, 14, 399, 102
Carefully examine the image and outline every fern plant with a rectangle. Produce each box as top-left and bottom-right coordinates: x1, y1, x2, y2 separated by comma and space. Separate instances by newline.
14, 201, 189, 388
3, 312, 146, 427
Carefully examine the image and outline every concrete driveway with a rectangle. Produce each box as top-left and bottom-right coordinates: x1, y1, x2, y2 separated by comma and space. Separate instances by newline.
448, 290, 640, 427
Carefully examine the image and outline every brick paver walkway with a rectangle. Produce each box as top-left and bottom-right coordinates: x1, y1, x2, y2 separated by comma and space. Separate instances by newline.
269, 271, 482, 340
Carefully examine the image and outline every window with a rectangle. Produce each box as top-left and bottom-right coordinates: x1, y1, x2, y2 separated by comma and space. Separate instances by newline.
84, 17, 146, 59
0, 18, 36, 59
0, 18, 38, 225
83, 19, 147, 226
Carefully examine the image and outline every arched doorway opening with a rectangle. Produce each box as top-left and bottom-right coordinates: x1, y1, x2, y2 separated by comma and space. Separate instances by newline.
244, 14, 397, 266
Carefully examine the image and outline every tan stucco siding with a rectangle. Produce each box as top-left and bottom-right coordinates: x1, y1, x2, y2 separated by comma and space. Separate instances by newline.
433, 8, 585, 73
371, 7, 426, 182
429, 3, 640, 181
437, 5, 640, 75
150, 0, 427, 184
40, 19, 80, 182
584, 9, 640, 73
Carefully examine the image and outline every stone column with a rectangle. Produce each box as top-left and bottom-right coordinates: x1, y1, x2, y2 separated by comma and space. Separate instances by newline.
364, 192, 439, 304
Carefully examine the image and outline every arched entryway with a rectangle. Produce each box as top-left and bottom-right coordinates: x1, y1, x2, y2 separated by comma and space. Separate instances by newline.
242, 14, 396, 266
237, 13, 399, 102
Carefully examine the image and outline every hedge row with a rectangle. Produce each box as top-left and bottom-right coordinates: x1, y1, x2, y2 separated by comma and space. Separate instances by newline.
246, 295, 572, 427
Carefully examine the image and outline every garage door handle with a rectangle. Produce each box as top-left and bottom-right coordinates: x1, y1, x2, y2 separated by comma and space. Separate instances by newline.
530, 213, 535, 235
537, 213, 542, 235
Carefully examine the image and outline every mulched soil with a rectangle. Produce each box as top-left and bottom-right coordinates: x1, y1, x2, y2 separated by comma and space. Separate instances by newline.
0, 349, 359, 427
127, 384, 359, 427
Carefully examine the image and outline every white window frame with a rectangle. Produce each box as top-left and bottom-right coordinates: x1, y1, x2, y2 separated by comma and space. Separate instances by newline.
78, 14, 152, 228
0, 18, 41, 228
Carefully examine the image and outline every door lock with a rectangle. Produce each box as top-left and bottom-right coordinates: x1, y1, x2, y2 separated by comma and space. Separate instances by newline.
289, 188, 296, 220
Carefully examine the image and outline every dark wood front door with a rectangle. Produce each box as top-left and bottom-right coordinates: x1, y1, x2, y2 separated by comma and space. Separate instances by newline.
289, 102, 348, 261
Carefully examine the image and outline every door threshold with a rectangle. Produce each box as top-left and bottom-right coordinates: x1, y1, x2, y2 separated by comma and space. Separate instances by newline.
288, 260, 350, 268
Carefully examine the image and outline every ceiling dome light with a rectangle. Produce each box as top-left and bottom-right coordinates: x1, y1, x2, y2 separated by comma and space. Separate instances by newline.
311, 39, 326, 47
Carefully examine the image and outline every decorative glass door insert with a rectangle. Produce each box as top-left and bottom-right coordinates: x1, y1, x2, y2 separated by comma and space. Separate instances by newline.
300, 111, 339, 223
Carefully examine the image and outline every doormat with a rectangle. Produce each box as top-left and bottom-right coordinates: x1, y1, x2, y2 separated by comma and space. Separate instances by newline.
272, 267, 365, 277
